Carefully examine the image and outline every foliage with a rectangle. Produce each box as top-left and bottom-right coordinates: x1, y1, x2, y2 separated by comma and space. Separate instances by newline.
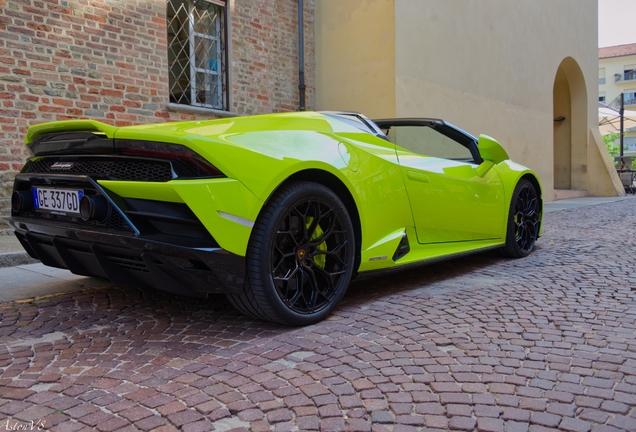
603, 132, 636, 169
603, 132, 620, 155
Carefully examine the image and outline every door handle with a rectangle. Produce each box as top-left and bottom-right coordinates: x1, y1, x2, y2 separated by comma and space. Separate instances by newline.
407, 171, 430, 183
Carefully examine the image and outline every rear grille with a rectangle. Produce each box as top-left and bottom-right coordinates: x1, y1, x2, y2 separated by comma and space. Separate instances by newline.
25, 157, 173, 182
28, 208, 135, 233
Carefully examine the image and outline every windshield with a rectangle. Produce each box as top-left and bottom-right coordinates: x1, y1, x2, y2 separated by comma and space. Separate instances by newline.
322, 112, 389, 140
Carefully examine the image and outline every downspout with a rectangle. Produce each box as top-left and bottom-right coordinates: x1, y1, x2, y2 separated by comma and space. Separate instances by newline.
620, 92, 624, 168
298, 0, 306, 111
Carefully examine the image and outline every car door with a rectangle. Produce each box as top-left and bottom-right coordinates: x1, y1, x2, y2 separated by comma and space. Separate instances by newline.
376, 119, 506, 244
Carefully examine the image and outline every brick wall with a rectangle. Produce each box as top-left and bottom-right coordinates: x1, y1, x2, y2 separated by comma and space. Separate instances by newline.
0, 0, 315, 232
232, 0, 315, 115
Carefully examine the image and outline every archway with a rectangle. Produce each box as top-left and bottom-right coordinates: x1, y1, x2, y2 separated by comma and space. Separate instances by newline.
553, 57, 588, 191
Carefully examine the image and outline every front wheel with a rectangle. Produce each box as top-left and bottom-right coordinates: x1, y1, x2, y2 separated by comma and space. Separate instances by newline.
227, 182, 355, 326
499, 179, 540, 258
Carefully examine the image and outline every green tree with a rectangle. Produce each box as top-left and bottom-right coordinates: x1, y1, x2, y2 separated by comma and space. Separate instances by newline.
603, 132, 620, 155
603, 132, 626, 167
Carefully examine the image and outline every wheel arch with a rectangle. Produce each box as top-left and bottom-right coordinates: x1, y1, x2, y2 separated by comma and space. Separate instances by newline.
518, 172, 544, 236
520, 173, 542, 204
258, 169, 363, 275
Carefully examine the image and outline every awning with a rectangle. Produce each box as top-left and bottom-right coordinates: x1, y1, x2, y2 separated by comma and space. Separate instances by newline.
599, 103, 636, 135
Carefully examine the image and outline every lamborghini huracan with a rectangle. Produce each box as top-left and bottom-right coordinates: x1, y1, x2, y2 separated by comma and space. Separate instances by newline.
10, 111, 542, 325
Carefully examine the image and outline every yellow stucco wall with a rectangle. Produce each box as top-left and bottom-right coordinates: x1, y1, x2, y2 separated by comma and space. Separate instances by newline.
315, 0, 622, 200
315, 0, 396, 119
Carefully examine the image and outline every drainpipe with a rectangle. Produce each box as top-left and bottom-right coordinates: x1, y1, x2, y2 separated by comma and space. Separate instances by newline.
620, 92, 624, 168
298, 0, 306, 111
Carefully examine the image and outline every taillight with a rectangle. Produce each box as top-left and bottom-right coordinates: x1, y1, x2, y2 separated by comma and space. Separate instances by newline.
115, 140, 225, 178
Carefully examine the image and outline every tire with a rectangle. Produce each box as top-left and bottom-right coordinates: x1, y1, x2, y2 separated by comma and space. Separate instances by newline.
227, 181, 356, 326
499, 179, 540, 258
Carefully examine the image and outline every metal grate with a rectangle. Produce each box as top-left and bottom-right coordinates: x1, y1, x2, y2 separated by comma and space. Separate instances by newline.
25, 157, 173, 182
168, 0, 228, 110
106, 254, 149, 273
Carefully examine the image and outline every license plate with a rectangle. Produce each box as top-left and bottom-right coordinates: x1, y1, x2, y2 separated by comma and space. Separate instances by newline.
33, 187, 84, 216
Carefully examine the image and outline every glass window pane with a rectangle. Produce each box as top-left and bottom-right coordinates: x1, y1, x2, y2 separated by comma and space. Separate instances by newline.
390, 126, 473, 161
193, 2, 220, 35
194, 36, 219, 71
196, 72, 220, 108
167, 0, 226, 109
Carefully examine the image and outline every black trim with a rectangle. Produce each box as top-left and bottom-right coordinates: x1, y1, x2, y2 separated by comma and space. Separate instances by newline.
355, 245, 501, 281
26, 138, 225, 180
13, 173, 137, 234
372, 118, 483, 164
122, 198, 217, 242
10, 219, 245, 296
321, 111, 389, 140
30, 131, 114, 156
392, 231, 410, 262
24, 155, 174, 182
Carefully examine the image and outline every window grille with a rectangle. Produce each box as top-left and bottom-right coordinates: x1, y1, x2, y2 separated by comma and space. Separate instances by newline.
167, 0, 228, 110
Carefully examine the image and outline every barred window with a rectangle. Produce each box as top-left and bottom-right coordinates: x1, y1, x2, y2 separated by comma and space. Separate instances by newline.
167, 0, 228, 110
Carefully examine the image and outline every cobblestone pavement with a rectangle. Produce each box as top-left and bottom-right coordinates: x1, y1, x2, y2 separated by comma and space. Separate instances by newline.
1, 198, 635, 432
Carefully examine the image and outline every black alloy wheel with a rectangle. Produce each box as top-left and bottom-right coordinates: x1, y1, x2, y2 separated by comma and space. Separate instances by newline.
271, 197, 349, 314
500, 179, 541, 258
227, 182, 355, 326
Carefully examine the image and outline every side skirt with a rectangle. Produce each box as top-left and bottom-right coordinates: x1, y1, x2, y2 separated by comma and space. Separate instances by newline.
355, 244, 502, 281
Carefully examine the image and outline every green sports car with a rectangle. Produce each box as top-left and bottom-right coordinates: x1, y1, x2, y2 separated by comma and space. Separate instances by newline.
10, 111, 542, 326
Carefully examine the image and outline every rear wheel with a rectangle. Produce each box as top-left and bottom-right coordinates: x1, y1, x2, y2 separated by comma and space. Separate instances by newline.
227, 182, 355, 326
499, 179, 540, 258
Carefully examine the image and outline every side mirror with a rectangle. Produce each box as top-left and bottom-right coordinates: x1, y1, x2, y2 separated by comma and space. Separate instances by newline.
478, 135, 509, 164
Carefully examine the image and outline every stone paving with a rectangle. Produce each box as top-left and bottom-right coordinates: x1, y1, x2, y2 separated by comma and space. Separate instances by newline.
0, 198, 635, 432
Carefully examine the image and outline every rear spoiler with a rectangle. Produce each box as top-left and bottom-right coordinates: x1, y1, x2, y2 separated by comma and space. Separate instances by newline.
25, 120, 118, 144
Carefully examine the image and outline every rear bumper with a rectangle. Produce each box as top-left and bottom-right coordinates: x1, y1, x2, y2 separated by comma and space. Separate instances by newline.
10, 218, 245, 297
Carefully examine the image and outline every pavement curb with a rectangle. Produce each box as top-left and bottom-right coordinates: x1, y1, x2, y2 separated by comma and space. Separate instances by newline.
0, 252, 40, 268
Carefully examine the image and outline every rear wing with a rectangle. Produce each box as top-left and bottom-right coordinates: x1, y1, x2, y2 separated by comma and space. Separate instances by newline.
25, 120, 118, 144
25, 120, 119, 156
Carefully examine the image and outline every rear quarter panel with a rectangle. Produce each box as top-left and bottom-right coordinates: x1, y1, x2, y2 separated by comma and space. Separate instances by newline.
115, 113, 416, 261
213, 129, 415, 260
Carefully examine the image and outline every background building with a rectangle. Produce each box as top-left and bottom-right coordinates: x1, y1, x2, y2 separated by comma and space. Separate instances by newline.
0, 0, 315, 233
599, 43, 636, 109
316, 0, 622, 201
598, 43, 636, 166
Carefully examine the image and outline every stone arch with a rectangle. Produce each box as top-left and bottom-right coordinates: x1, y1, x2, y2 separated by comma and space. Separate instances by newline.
553, 57, 588, 191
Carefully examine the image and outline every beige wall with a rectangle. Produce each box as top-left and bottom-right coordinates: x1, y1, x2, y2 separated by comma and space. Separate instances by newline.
315, 0, 623, 200
315, 0, 396, 119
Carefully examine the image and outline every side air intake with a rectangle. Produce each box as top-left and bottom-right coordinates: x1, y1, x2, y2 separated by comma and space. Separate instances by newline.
392, 231, 410, 262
